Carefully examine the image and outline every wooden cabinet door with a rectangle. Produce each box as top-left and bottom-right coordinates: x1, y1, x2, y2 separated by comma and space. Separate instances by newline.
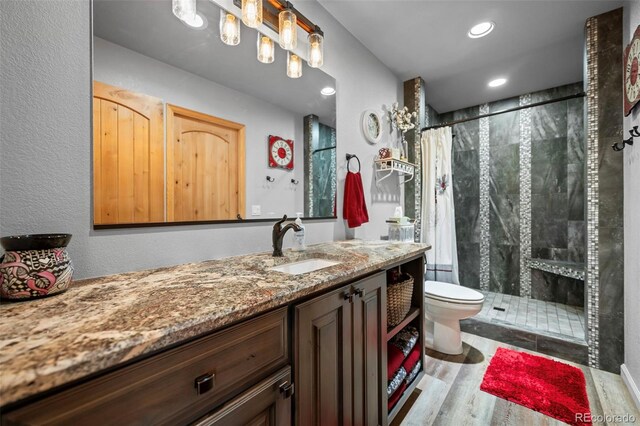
295, 285, 353, 426
93, 81, 164, 224
193, 367, 292, 426
352, 273, 387, 426
167, 104, 245, 221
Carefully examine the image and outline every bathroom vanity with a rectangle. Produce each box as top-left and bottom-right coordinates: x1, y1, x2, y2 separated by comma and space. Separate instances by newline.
0, 241, 428, 425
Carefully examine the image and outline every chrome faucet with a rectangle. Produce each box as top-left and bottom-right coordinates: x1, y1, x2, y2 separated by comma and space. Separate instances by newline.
272, 215, 302, 257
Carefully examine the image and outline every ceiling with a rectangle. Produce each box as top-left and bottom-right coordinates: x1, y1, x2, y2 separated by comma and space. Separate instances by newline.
93, 0, 336, 126
319, 0, 624, 112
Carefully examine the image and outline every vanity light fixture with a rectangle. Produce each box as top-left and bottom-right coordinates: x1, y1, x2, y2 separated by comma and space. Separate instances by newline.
468, 21, 495, 38
241, 0, 262, 28
321, 87, 336, 96
182, 13, 206, 29
257, 34, 275, 63
488, 77, 507, 87
220, 9, 241, 46
172, 0, 196, 23
279, 8, 297, 50
307, 29, 324, 68
287, 51, 302, 78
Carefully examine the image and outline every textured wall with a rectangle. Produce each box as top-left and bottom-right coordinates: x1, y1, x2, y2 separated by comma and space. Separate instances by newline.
94, 37, 306, 219
623, 0, 640, 398
0, 0, 402, 279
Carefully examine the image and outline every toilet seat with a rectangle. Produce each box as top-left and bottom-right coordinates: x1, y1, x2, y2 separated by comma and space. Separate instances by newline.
425, 280, 484, 305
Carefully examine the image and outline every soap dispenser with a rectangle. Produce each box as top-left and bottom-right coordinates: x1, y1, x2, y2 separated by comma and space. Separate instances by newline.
292, 213, 306, 251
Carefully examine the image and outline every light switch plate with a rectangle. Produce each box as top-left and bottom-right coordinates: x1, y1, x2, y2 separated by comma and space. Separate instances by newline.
251, 205, 261, 216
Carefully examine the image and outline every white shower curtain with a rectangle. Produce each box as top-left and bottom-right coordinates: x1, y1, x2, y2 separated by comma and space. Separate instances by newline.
420, 127, 459, 284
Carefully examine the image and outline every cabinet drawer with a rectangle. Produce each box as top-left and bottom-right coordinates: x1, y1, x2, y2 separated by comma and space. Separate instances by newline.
3, 307, 289, 426
193, 366, 292, 426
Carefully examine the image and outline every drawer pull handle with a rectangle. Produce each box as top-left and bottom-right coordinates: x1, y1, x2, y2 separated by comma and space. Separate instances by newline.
343, 291, 353, 303
279, 381, 295, 399
354, 288, 365, 298
195, 373, 215, 395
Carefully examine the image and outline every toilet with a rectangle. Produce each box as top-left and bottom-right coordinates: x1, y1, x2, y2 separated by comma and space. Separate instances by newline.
425, 281, 485, 355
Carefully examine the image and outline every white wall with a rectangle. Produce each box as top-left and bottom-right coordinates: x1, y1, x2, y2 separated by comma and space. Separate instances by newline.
623, 0, 640, 405
94, 37, 305, 219
0, 0, 402, 279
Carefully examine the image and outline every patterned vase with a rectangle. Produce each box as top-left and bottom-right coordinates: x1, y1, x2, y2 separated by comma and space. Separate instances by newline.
0, 234, 74, 300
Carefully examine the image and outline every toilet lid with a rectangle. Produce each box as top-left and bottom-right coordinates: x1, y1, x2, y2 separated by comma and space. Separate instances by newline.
425, 281, 484, 303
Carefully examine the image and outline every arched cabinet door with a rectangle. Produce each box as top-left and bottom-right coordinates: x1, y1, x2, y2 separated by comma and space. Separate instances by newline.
93, 81, 164, 225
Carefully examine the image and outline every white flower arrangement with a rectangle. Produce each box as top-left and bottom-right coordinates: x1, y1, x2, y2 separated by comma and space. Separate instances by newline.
389, 102, 417, 134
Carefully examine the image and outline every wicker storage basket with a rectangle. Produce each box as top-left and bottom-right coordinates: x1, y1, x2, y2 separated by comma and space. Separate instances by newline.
387, 273, 414, 326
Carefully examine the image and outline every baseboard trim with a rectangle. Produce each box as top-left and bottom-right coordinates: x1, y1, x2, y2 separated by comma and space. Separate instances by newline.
621, 364, 640, 410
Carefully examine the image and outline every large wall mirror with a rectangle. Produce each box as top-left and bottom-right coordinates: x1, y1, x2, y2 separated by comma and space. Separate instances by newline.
92, 0, 337, 227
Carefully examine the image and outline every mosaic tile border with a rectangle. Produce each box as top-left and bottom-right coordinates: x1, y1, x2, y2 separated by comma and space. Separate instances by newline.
519, 94, 533, 298
528, 259, 586, 281
413, 78, 423, 242
479, 103, 490, 292
585, 17, 600, 369
303, 115, 315, 217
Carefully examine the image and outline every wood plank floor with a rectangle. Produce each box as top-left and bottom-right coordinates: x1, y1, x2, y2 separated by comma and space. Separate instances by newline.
394, 332, 639, 425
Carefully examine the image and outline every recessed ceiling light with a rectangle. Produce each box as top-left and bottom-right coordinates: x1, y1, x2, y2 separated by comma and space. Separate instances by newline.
321, 87, 336, 96
468, 21, 495, 38
488, 78, 507, 88
182, 13, 206, 29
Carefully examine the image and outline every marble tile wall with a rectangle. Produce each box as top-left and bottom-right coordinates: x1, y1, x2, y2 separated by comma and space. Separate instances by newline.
589, 8, 624, 374
437, 84, 585, 299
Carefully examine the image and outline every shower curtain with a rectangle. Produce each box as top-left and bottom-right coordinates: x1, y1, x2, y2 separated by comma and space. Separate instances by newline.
420, 127, 459, 284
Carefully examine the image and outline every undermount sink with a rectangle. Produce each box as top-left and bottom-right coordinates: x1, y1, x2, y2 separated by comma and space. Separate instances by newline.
268, 258, 341, 275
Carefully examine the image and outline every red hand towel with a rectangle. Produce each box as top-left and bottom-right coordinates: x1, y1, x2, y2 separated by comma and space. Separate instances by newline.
343, 171, 369, 228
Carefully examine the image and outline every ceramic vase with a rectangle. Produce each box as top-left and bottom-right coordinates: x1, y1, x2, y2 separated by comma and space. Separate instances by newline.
0, 234, 74, 300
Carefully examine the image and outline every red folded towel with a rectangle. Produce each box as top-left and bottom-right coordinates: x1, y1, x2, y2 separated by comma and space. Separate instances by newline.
388, 382, 408, 411
387, 344, 405, 378
402, 344, 421, 374
343, 171, 369, 228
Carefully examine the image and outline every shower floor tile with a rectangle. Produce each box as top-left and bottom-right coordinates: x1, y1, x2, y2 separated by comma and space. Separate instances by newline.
476, 291, 585, 341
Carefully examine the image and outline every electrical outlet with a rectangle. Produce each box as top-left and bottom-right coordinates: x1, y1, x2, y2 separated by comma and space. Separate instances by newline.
251, 205, 261, 216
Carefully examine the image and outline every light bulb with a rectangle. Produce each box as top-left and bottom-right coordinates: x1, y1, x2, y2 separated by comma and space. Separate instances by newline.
279, 9, 297, 50
287, 52, 302, 78
257, 34, 274, 64
307, 32, 323, 68
242, 0, 262, 28
172, 0, 196, 23
220, 10, 240, 46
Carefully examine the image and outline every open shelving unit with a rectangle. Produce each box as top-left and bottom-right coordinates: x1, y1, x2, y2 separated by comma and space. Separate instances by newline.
385, 256, 426, 424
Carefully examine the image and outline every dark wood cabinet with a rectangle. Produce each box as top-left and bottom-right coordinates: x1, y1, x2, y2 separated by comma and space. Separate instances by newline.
192, 366, 292, 426
294, 272, 386, 426
352, 273, 387, 426
2, 308, 289, 426
2, 254, 427, 426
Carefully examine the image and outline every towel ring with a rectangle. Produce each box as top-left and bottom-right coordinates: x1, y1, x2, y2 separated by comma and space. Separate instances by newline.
346, 154, 361, 173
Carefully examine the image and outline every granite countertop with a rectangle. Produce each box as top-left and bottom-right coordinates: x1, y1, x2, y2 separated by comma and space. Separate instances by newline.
0, 240, 428, 406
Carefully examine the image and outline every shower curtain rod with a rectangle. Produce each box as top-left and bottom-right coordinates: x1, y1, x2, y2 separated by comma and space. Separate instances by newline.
421, 92, 586, 132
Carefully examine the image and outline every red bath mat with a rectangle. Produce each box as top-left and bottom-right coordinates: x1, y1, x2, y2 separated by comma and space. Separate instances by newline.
480, 347, 591, 425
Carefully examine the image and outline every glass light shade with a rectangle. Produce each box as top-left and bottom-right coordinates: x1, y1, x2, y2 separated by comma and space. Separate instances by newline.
278, 9, 297, 50
220, 10, 240, 46
257, 34, 275, 64
172, 0, 196, 22
287, 51, 302, 78
241, 0, 262, 28
307, 32, 323, 68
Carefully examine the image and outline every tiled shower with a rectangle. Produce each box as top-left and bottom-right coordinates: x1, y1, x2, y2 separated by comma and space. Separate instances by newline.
431, 82, 589, 350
